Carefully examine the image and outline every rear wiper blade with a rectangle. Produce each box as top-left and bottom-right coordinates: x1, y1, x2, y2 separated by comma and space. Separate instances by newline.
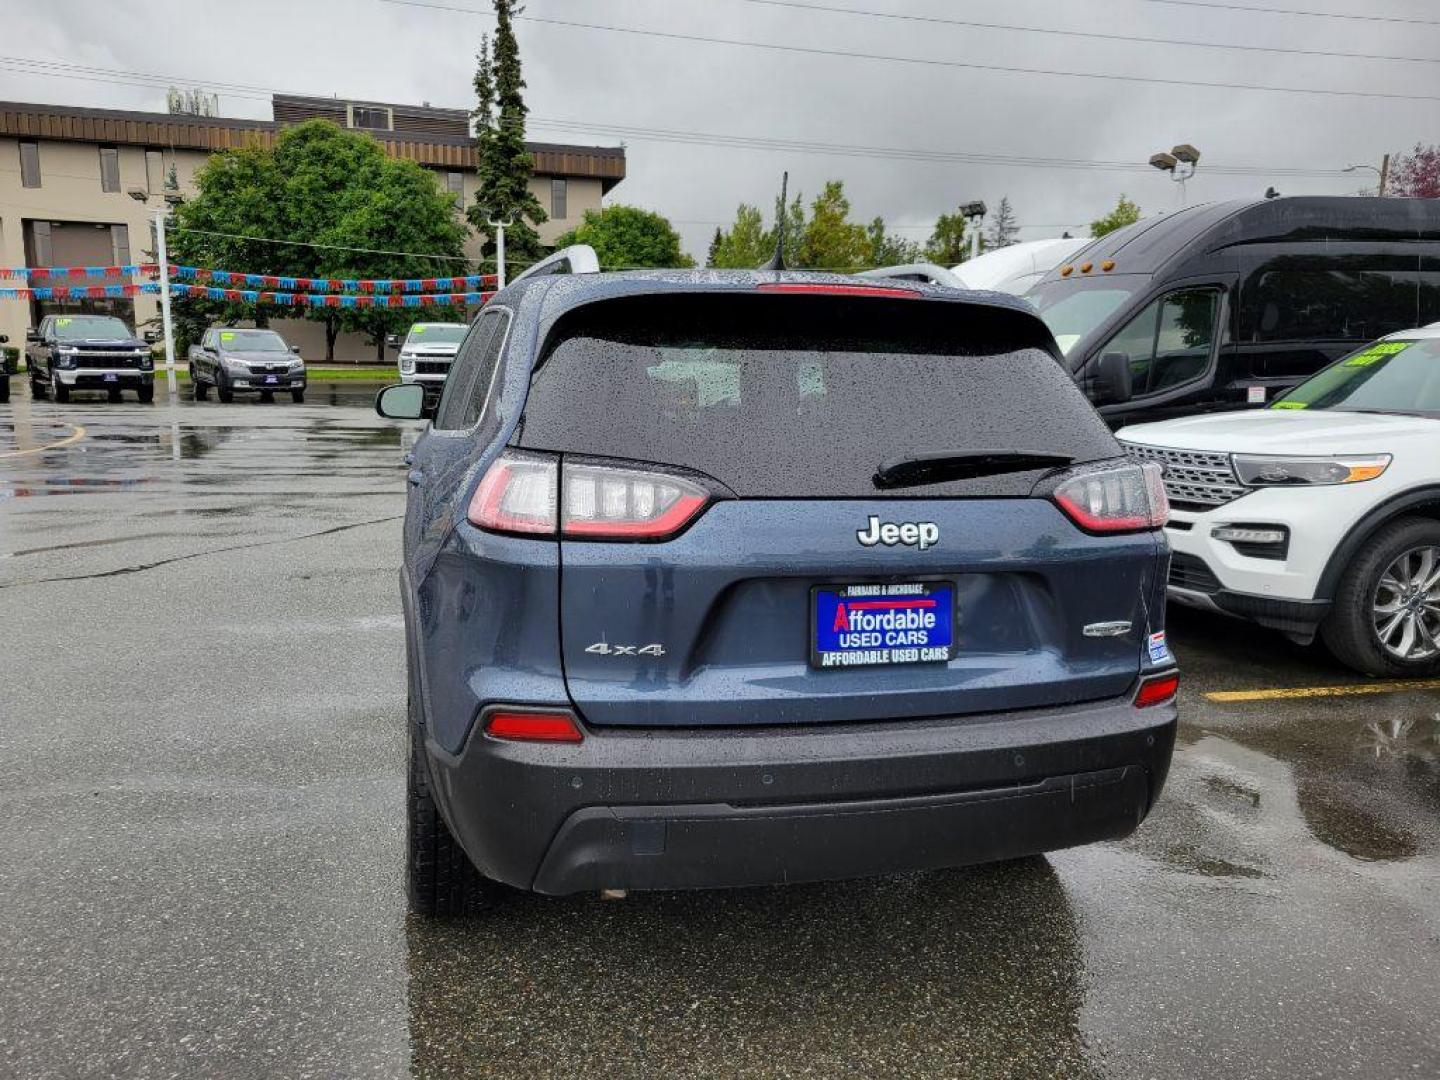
873, 450, 1073, 490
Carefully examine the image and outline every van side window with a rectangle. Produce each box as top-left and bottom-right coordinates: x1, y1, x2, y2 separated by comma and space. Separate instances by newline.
432, 310, 511, 431
1251, 269, 1418, 344
1098, 287, 1220, 396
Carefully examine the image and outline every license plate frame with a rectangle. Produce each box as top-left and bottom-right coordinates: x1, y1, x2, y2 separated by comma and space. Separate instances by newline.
810, 580, 958, 670
264, 375, 279, 385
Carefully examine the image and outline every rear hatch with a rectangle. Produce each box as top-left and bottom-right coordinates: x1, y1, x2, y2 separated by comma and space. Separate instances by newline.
514, 290, 1165, 727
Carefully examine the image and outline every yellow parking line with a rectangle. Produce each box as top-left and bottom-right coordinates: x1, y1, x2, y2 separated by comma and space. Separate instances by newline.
1206, 678, 1440, 702
0, 422, 87, 459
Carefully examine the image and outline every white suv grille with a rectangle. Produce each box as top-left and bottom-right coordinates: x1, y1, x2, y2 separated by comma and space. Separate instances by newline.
1121, 442, 1249, 510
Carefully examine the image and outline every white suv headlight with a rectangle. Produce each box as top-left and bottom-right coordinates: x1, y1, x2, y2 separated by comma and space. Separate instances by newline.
1233, 454, 1391, 487
399, 352, 416, 373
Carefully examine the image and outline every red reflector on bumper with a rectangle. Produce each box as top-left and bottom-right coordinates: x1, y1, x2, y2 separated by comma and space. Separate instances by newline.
485, 711, 583, 743
1134, 672, 1179, 708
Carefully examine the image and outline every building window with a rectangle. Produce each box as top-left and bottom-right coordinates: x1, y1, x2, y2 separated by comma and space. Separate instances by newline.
99, 146, 121, 193
446, 171, 465, 198
349, 105, 392, 131
551, 177, 567, 220
111, 225, 131, 266
19, 141, 40, 188
145, 150, 165, 194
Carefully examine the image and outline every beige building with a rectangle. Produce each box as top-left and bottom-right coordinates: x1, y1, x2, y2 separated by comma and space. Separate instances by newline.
0, 96, 625, 361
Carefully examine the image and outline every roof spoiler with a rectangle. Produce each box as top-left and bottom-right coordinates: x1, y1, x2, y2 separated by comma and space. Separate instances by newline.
510, 244, 601, 286
857, 263, 967, 289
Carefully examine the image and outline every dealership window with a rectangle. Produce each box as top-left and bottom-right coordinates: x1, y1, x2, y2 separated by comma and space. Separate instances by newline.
551, 177, 567, 220
19, 140, 40, 187
145, 150, 165, 194
99, 146, 121, 193
446, 171, 465, 199
349, 105, 392, 131
1098, 287, 1220, 396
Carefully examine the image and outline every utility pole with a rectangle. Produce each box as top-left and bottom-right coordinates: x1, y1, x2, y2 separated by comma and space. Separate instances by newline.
1379, 152, 1391, 197
961, 201, 987, 263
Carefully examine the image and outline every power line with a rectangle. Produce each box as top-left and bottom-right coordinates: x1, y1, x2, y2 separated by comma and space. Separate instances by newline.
380, 0, 1440, 103
526, 117, 1353, 178
0, 54, 1360, 180
1146, 0, 1440, 27
729, 0, 1440, 65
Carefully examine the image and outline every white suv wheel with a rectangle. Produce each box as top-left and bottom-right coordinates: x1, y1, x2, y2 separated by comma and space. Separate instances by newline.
1373, 545, 1440, 662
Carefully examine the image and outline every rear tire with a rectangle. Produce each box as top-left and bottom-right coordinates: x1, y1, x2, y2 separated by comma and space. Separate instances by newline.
51, 372, 69, 403
408, 695, 493, 917
137, 381, 154, 404
0, 376, 9, 404
1321, 517, 1440, 678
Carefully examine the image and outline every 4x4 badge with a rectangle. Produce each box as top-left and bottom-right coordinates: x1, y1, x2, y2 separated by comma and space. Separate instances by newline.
857, 516, 940, 551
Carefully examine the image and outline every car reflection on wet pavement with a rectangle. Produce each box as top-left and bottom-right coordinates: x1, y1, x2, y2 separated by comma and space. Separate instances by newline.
2, 383, 1438, 1078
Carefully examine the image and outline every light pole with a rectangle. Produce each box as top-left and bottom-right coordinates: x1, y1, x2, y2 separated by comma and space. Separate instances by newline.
1344, 155, 1390, 196
1150, 144, 1201, 206
960, 201, 986, 262
128, 188, 179, 403
486, 211, 515, 289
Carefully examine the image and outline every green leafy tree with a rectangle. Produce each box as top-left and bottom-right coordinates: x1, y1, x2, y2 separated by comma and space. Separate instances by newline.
554, 205, 694, 268
797, 181, 869, 270
925, 209, 971, 265
710, 203, 773, 269
985, 196, 1020, 250
467, 4, 547, 272
1090, 194, 1141, 238
867, 217, 921, 267
168, 120, 467, 360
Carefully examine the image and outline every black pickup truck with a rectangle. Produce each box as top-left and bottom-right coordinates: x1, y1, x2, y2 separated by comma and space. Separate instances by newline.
27, 314, 156, 403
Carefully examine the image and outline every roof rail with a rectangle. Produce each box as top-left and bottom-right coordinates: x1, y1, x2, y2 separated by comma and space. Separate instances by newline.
509, 244, 601, 286
856, 262, 967, 289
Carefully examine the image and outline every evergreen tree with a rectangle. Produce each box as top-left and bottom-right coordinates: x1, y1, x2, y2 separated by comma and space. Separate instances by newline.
468, 3, 547, 271
710, 204, 772, 268
866, 217, 921, 267
706, 227, 723, 267
798, 182, 869, 270
985, 196, 1019, 250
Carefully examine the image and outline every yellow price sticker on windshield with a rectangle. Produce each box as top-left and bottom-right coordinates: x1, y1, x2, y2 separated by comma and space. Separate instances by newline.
56, 317, 72, 327
1344, 341, 1411, 368
221, 332, 236, 341
1270, 401, 1308, 410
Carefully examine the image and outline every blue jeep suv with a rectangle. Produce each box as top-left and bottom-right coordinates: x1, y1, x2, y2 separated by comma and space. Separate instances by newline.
377, 249, 1178, 915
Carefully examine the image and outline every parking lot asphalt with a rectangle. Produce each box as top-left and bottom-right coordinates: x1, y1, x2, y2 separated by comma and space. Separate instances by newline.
3, 380, 1438, 1079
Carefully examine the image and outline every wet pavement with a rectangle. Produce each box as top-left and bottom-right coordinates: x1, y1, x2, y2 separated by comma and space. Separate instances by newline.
2, 379, 1438, 1078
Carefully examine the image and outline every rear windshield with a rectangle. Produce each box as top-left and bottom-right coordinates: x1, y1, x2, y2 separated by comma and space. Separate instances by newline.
518, 294, 1118, 498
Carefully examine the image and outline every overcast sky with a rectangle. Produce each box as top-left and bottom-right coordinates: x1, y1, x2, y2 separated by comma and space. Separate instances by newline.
5, 0, 1436, 259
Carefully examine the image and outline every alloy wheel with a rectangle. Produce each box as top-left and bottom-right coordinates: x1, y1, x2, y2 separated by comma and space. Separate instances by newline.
1372, 545, 1440, 661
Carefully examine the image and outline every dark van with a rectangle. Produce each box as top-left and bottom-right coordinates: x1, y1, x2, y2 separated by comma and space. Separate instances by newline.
1025, 197, 1440, 426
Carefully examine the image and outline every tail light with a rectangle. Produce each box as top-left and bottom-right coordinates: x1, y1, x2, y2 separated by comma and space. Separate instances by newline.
1050, 461, 1168, 533
1134, 671, 1179, 708
468, 450, 713, 541
484, 709, 583, 743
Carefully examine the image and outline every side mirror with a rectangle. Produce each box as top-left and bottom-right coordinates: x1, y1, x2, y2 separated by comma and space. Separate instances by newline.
143, 329, 159, 343
26, 329, 40, 343
385, 334, 401, 349
1093, 352, 1133, 406
0, 333, 7, 344
375, 383, 430, 421
290, 344, 301, 354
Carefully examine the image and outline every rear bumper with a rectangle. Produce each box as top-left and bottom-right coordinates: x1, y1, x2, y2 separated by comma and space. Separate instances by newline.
424, 691, 1177, 895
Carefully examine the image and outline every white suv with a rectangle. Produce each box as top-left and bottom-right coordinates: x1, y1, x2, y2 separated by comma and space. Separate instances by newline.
394, 323, 468, 389
1119, 326, 1440, 677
